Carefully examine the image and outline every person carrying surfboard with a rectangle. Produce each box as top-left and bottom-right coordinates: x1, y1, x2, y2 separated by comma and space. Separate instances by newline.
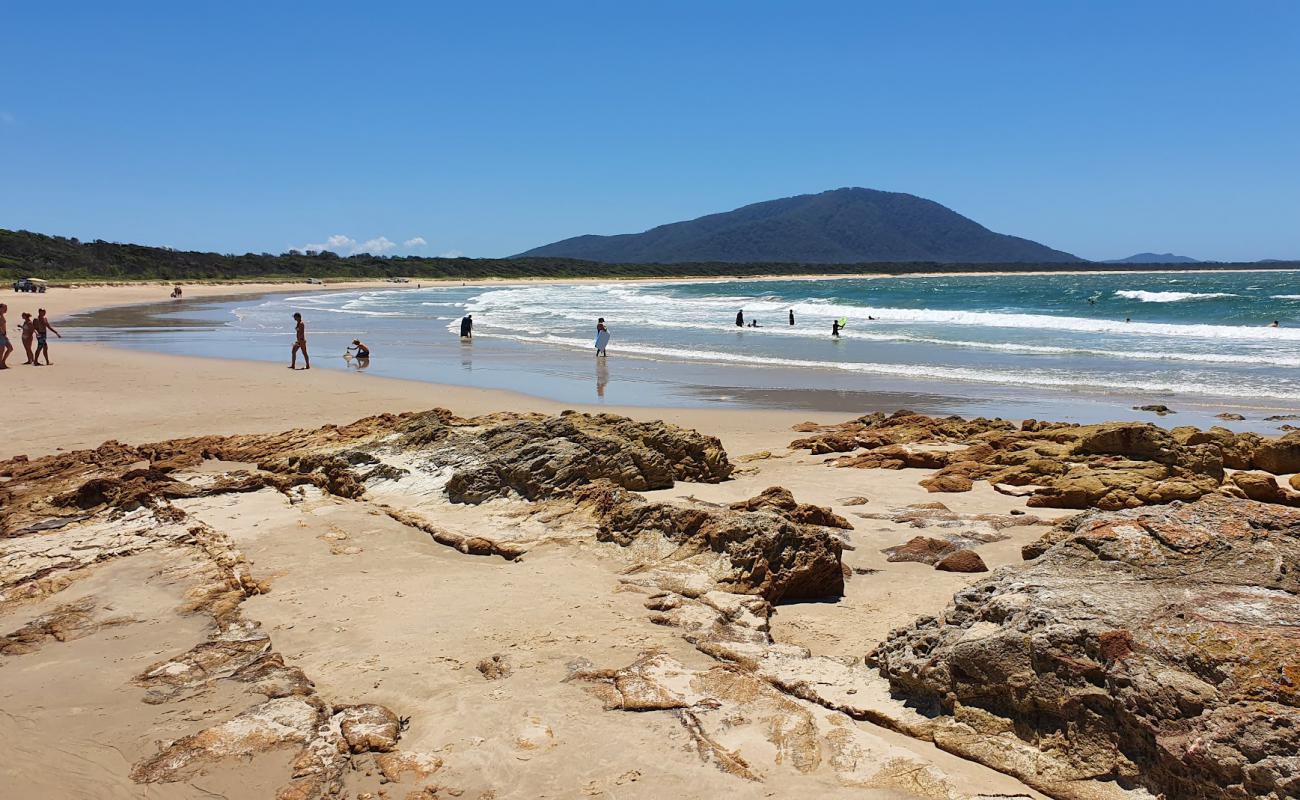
595, 318, 610, 357
832, 318, 846, 337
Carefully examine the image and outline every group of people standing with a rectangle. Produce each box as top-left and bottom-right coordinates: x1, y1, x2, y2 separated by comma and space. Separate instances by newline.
285, 305, 860, 371
0, 304, 60, 369
736, 308, 846, 336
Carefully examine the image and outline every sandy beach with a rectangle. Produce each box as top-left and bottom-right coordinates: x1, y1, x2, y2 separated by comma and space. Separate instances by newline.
4, 283, 1299, 800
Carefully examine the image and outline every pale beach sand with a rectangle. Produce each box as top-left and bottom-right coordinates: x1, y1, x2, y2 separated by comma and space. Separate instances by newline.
3, 284, 1088, 798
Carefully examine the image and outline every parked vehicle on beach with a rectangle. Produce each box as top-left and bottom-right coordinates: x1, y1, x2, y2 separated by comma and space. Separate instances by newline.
13, 278, 47, 293
305, 277, 324, 285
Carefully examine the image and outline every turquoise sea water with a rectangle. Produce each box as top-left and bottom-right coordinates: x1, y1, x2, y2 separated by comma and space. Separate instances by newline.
72, 270, 1300, 421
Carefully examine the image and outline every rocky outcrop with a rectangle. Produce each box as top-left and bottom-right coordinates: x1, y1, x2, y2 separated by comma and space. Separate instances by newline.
869, 495, 1300, 800
882, 536, 958, 565
932, 550, 987, 573
726, 486, 852, 529
790, 410, 1300, 511
585, 483, 847, 603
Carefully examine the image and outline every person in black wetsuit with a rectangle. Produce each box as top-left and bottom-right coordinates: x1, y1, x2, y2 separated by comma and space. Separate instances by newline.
736, 310, 744, 327
789, 309, 794, 326
460, 314, 473, 338
832, 319, 842, 338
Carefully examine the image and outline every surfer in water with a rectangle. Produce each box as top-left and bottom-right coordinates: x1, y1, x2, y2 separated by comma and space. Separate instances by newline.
788, 309, 795, 326
460, 314, 473, 338
736, 310, 744, 327
595, 318, 610, 357
832, 318, 845, 338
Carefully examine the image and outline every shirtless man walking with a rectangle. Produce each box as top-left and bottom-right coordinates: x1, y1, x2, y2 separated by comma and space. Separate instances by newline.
0, 304, 12, 369
290, 312, 310, 369
33, 308, 60, 366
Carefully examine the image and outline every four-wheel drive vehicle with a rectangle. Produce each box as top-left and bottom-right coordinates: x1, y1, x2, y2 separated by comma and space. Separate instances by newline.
13, 278, 47, 293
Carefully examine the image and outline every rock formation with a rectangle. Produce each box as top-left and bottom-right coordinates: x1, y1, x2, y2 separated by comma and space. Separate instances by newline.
791, 411, 1300, 510
578, 482, 849, 603
869, 495, 1300, 800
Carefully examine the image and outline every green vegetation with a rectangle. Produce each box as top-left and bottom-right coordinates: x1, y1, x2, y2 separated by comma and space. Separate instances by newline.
3, 228, 1296, 284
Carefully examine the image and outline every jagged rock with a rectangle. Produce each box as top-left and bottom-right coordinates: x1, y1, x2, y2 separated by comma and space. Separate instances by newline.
836, 495, 870, 506
1133, 404, 1174, 415
438, 412, 732, 503
334, 704, 401, 753
131, 697, 327, 782
870, 495, 1300, 800
1073, 422, 1180, 463
882, 536, 958, 565
932, 550, 987, 573
727, 486, 852, 529
476, 654, 513, 680
1216, 412, 1246, 421
791, 412, 1300, 512
919, 473, 973, 493
1228, 471, 1300, 506
992, 482, 1041, 497
584, 483, 845, 602
1251, 431, 1300, 474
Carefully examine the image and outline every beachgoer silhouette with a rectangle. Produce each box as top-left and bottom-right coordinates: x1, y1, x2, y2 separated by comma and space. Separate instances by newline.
1271, 320, 1281, 328
460, 314, 473, 338
832, 319, 842, 338
736, 310, 744, 327
789, 310, 795, 326
347, 339, 370, 359
595, 318, 610, 357
290, 312, 309, 369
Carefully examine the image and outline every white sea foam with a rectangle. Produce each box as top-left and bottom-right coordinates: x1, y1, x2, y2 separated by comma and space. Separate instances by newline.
463, 284, 1300, 341
479, 332, 1300, 401
1113, 290, 1238, 303
1272, 295, 1300, 300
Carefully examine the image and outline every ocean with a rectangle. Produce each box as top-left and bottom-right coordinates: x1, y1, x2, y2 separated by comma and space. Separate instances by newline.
71, 270, 1300, 426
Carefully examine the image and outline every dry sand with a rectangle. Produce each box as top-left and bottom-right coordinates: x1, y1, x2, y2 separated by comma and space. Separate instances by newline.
1, 284, 1074, 798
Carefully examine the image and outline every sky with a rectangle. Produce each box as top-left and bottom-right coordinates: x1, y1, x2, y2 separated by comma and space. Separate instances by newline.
2, 1, 1298, 262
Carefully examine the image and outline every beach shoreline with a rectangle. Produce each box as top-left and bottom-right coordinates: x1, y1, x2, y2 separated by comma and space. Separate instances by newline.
7, 283, 1300, 800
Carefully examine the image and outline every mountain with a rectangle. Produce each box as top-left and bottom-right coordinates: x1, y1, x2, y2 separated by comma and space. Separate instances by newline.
516, 188, 1082, 264
1105, 252, 1200, 264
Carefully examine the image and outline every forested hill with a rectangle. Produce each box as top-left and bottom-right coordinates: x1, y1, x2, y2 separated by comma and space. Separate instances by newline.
517, 187, 1083, 263
3, 228, 1296, 283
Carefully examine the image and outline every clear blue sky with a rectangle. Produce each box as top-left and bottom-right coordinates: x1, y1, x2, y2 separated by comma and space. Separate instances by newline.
3, 1, 1298, 261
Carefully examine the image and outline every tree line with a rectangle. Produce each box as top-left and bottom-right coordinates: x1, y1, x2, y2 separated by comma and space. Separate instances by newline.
4, 229, 1295, 283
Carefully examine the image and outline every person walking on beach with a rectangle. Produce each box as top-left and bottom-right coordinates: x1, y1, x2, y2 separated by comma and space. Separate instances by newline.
789, 309, 795, 326
0, 304, 11, 369
736, 310, 744, 327
460, 314, 473, 339
290, 312, 310, 369
20, 312, 35, 365
32, 308, 60, 365
595, 318, 610, 357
